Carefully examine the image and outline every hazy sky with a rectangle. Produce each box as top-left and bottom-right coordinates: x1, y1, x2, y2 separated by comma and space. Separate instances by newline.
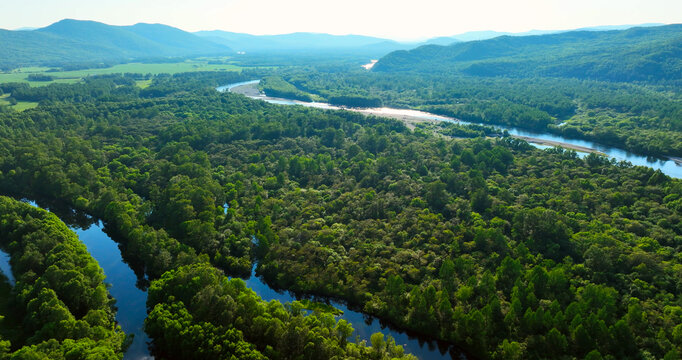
2, 0, 680, 40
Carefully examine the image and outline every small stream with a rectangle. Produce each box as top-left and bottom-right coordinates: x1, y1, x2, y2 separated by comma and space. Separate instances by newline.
218, 80, 682, 179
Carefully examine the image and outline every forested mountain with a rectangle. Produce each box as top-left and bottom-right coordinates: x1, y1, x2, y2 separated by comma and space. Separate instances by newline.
195, 30, 409, 55
0, 19, 231, 70
373, 24, 682, 83
440, 24, 662, 42
421, 36, 462, 46
444, 29, 558, 42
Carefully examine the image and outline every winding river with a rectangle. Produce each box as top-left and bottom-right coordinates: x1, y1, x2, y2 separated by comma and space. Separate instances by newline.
0, 249, 14, 286
242, 264, 461, 359
218, 80, 682, 179
0, 200, 461, 359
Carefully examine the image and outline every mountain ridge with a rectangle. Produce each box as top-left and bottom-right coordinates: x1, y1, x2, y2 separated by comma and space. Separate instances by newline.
372, 24, 682, 83
194, 30, 410, 55
0, 19, 231, 69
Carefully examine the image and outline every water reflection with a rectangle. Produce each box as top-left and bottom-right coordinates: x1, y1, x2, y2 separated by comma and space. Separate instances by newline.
17, 200, 463, 359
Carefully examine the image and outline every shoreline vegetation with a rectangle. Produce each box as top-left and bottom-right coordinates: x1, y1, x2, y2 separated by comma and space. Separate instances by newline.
230, 82, 613, 157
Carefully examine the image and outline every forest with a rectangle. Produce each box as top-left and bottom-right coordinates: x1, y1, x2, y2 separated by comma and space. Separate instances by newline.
245, 25, 682, 159
0, 19, 231, 70
0, 71, 680, 359
264, 69, 682, 158
372, 25, 682, 85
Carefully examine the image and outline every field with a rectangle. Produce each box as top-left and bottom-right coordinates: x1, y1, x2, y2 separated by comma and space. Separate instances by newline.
0, 94, 38, 111
0, 60, 246, 86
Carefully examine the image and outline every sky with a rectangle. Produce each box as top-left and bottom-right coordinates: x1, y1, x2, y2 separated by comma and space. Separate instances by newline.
1, 0, 680, 40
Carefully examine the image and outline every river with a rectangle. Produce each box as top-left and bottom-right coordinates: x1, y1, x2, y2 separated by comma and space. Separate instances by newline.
218, 80, 682, 179
0, 249, 14, 286
0, 200, 461, 359
73, 221, 152, 360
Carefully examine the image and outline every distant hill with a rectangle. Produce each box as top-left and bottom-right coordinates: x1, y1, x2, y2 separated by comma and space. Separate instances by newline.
194, 30, 410, 56
448, 29, 560, 42
421, 36, 462, 46
0, 19, 231, 70
373, 24, 682, 83
437, 23, 664, 42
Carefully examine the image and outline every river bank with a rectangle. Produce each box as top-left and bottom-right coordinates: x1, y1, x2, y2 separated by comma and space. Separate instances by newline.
513, 136, 606, 155
228, 83, 611, 155
223, 80, 682, 178
19, 200, 153, 360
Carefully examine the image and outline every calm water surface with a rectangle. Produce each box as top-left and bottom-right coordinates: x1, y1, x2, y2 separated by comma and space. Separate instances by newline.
74, 222, 152, 360
243, 264, 462, 359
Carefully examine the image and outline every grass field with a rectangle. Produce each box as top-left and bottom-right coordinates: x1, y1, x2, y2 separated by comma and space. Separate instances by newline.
0, 59, 258, 111
135, 79, 153, 89
0, 94, 38, 111
0, 60, 246, 86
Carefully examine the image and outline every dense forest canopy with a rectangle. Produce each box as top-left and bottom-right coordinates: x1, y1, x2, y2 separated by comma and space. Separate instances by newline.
241, 24, 678, 160
0, 71, 680, 359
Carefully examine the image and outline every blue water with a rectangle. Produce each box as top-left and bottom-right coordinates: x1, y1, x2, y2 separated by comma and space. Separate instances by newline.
75, 223, 152, 360
0, 250, 14, 286
215, 79, 260, 93
16, 200, 152, 360
220, 80, 682, 178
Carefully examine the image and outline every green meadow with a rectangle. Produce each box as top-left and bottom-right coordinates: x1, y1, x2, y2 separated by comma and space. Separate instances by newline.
0, 94, 38, 111
0, 60, 246, 86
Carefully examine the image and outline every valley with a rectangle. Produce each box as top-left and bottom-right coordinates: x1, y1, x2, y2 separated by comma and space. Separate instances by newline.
0, 13, 680, 360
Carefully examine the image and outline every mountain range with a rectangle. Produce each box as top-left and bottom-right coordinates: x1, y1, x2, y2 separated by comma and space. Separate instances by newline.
373, 24, 682, 83
0, 19, 230, 69
0, 19, 675, 72
426, 23, 664, 45
194, 30, 408, 55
